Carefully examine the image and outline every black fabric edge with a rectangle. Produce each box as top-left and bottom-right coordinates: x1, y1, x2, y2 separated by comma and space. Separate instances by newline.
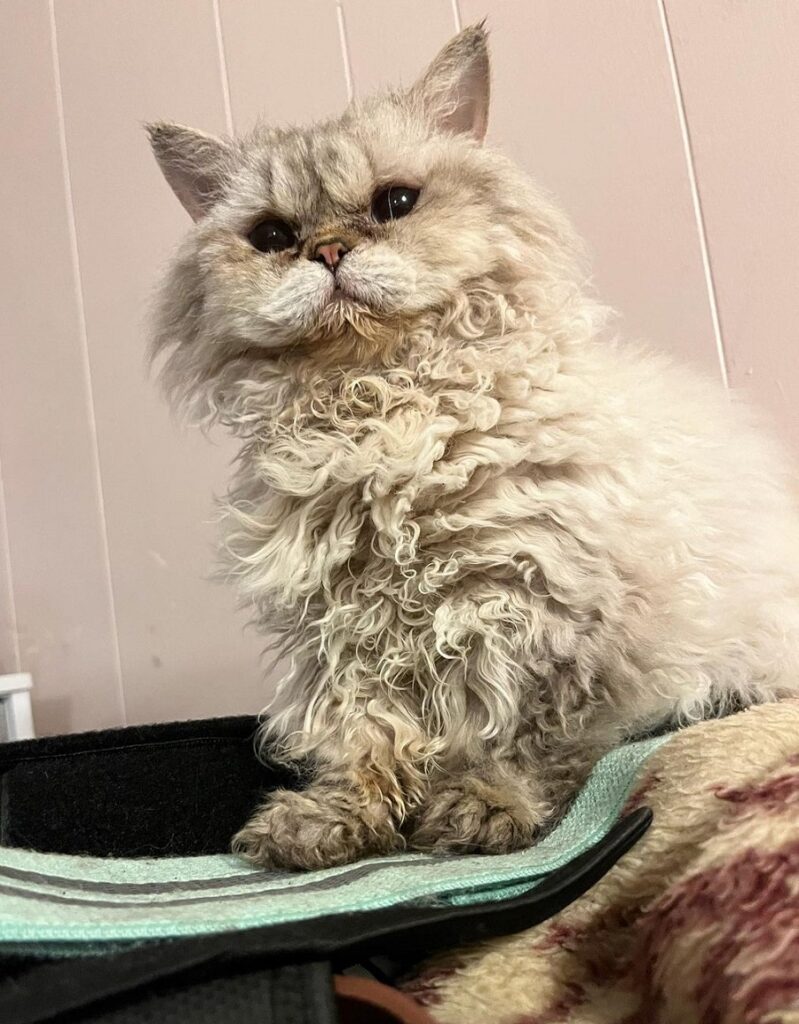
0, 807, 652, 1024
0, 717, 259, 772
0, 715, 306, 790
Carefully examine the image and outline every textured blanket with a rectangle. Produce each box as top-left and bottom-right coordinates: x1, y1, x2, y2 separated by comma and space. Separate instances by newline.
404, 700, 799, 1024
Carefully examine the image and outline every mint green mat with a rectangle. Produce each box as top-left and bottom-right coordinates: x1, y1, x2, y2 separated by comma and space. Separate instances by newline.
0, 734, 669, 954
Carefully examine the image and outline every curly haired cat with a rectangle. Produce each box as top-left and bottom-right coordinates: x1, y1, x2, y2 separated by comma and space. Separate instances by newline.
147, 25, 799, 870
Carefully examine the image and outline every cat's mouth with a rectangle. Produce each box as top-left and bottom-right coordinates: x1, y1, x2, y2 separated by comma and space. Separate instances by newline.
295, 281, 409, 362
320, 280, 378, 319
229, 259, 412, 360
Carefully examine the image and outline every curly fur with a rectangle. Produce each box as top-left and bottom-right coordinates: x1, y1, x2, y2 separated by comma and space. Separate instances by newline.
146, 26, 799, 869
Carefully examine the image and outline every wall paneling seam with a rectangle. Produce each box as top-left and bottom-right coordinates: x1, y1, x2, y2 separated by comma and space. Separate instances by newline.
212, 0, 235, 134
0, 446, 21, 673
657, 0, 729, 387
335, 1, 354, 101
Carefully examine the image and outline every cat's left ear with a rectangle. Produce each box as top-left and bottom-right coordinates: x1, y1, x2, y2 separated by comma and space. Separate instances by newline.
410, 22, 490, 142
145, 122, 233, 221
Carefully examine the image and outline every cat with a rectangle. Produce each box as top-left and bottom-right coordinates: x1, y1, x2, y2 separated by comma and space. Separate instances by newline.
146, 25, 799, 870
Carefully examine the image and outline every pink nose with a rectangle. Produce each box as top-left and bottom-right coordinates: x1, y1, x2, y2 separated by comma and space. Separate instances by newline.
314, 240, 348, 271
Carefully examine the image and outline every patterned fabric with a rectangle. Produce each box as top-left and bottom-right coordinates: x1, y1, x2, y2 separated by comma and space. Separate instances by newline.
404, 700, 799, 1024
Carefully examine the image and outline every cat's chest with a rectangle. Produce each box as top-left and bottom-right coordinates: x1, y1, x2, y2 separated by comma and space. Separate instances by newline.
226, 385, 542, 609
224, 460, 433, 615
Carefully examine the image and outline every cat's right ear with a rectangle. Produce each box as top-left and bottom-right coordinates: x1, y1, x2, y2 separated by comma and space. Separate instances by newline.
145, 122, 233, 221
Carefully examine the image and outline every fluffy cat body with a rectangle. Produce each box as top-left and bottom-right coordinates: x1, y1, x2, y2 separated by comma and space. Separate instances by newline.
148, 27, 799, 869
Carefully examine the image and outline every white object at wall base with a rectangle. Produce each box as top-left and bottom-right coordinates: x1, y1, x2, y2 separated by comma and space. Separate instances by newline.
0, 673, 35, 741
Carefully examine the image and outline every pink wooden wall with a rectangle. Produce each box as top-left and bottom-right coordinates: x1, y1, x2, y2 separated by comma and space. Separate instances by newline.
1, 1, 797, 736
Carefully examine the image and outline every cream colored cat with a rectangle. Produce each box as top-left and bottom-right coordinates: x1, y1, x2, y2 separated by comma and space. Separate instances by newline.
147, 25, 799, 870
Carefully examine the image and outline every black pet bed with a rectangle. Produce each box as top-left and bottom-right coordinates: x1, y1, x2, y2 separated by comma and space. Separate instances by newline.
0, 716, 651, 1023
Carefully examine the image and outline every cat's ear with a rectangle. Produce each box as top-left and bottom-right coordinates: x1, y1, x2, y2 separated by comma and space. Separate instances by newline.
145, 122, 233, 221
410, 23, 490, 142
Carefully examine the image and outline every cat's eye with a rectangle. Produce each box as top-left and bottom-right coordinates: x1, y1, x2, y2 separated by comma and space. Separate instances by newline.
248, 218, 296, 253
372, 186, 420, 223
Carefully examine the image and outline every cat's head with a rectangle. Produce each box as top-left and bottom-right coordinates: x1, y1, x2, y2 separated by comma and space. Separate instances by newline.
147, 24, 584, 415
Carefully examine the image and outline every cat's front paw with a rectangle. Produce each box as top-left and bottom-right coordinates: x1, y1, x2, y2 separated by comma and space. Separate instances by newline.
232, 786, 402, 870
409, 775, 551, 855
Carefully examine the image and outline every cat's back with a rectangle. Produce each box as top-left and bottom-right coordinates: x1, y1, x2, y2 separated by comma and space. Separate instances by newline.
562, 335, 799, 592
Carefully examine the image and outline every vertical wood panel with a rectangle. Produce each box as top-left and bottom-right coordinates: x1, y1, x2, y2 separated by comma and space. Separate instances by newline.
53, 0, 265, 726
0, 0, 124, 733
342, 0, 456, 94
460, 0, 722, 376
219, 0, 349, 129
665, 0, 799, 452
0, 456, 20, 676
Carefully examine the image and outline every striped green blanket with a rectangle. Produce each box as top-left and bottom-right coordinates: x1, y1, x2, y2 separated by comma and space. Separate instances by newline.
0, 734, 668, 956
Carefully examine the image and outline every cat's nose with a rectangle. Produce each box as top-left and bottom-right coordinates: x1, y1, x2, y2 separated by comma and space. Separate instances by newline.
313, 240, 349, 271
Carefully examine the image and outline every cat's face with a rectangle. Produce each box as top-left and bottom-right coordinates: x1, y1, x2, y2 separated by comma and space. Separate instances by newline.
148, 25, 578, 397
176, 103, 499, 357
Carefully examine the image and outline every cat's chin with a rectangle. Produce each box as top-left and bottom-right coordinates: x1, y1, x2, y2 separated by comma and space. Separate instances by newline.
281, 304, 410, 367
